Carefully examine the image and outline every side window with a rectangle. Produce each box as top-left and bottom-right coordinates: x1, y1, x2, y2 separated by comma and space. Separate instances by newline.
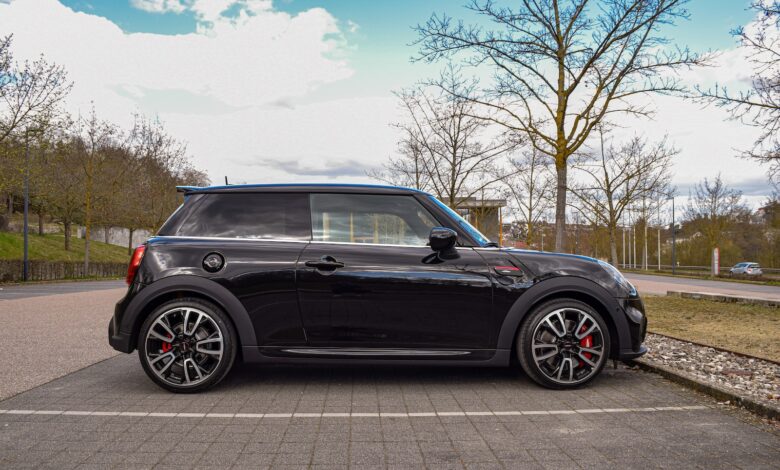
177, 193, 310, 240
310, 194, 439, 246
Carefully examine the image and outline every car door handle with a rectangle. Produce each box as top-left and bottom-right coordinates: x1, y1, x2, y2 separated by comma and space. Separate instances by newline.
305, 256, 345, 270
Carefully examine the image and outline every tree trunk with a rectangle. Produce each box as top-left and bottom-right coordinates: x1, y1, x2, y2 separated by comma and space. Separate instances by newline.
37, 208, 44, 235
64, 221, 71, 251
608, 223, 618, 266
554, 162, 567, 252
128, 228, 134, 255
6, 194, 12, 217
84, 159, 93, 272
104, 226, 111, 244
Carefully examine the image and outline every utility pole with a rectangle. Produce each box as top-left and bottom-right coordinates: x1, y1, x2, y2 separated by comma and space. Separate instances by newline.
671, 197, 676, 275
657, 197, 661, 271
23, 127, 30, 282
642, 197, 648, 271
632, 208, 637, 270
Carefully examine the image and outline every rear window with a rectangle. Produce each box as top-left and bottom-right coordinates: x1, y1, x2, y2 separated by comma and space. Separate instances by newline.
176, 193, 310, 240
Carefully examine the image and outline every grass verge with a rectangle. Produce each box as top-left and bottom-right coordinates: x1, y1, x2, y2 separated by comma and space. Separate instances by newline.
0, 231, 129, 263
643, 295, 780, 362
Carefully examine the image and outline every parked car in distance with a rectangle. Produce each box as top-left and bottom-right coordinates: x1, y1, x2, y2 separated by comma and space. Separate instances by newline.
109, 184, 647, 392
729, 262, 763, 276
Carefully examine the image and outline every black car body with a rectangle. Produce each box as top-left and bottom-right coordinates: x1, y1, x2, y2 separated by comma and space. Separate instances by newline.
109, 184, 647, 392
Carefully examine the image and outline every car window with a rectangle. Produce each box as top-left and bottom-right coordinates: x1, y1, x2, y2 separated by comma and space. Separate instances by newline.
310, 194, 438, 246
176, 193, 311, 240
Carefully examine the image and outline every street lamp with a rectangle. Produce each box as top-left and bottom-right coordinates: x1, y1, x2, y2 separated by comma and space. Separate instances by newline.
23, 127, 30, 282
666, 194, 676, 275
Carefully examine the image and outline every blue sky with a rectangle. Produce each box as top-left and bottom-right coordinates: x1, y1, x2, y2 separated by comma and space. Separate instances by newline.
1, 0, 772, 207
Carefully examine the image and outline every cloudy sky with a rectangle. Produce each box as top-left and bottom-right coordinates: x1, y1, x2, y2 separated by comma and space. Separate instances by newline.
0, 0, 773, 208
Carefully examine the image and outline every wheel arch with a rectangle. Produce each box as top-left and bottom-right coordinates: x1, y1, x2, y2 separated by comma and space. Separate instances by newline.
497, 277, 630, 359
119, 275, 257, 353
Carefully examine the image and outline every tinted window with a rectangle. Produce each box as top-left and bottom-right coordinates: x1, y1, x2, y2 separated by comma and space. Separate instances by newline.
177, 193, 310, 240
310, 194, 438, 246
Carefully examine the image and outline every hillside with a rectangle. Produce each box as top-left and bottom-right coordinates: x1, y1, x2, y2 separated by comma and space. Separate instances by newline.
0, 232, 130, 263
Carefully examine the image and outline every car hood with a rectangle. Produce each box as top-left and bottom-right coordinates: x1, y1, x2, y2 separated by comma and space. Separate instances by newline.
490, 248, 628, 297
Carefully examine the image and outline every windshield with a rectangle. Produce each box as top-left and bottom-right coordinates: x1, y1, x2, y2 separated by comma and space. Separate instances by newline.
427, 195, 492, 247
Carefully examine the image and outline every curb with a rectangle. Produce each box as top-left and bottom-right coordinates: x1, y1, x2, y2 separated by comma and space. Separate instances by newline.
666, 290, 780, 308
629, 358, 780, 421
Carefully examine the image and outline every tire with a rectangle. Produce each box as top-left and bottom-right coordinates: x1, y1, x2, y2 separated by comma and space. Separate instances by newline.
516, 298, 610, 389
137, 297, 237, 393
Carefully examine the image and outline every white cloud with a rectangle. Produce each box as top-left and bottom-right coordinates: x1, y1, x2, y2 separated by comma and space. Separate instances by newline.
0, 0, 390, 185
130, 0, 187, 14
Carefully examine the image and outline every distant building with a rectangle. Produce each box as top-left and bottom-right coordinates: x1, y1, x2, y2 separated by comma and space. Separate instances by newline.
454, 197, 507, 243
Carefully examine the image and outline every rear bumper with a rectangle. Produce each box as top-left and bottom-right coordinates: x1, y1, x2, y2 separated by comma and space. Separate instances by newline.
108, 287, 136, 353
108, 317, 133, 353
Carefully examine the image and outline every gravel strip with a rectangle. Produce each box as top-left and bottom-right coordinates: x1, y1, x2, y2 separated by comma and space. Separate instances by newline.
642, 333, 780, 410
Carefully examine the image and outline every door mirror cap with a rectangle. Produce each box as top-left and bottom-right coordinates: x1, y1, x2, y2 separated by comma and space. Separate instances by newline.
429, 227, 457, 252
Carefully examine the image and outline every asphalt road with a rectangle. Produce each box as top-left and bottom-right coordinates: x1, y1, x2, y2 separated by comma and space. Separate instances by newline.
0, 279, 125, 301
0, 286, 778, 468
625, 272, 780, 300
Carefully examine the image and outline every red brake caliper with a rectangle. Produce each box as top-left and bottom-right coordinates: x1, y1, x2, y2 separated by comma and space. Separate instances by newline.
578, 324, 593, 368
161, 334, 173, 353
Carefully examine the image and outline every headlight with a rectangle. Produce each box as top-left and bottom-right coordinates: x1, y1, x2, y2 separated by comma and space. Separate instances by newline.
597, 260, 637, 297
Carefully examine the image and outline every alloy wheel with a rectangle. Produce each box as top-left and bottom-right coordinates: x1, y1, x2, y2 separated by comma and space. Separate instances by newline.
144, 307, 224, 387
531, 307, 605, 385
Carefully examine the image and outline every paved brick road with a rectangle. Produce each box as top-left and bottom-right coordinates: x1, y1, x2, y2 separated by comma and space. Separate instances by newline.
1, 354, 778, 469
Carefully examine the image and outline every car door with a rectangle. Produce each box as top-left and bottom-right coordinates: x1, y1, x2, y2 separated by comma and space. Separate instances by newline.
296, 192, 494, 350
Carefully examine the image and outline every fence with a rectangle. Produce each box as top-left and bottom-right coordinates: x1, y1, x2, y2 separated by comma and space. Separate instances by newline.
0, 260, 126, 283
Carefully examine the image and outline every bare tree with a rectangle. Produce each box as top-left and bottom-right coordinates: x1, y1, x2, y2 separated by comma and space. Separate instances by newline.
72, 109, 121, 270
697, 1, 780, 183
0, 35, 71, 145
415, 0, 707, 251
372, 67, 519, 208
501, 148, 555, 247
569, 127, 675, 266
685, 175, 748, 263
0, 35, 71, 230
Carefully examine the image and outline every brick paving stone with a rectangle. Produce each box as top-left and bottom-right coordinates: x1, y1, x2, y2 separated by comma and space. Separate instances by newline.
0, 354, 778, 468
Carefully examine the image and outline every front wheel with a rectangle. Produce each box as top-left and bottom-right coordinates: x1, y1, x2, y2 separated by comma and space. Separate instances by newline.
138, 298, 237, 393
516, 299, 610, 389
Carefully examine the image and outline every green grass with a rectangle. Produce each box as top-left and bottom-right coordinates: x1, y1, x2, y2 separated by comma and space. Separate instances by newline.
0, 231, 130, 263
644, 295, 780, 362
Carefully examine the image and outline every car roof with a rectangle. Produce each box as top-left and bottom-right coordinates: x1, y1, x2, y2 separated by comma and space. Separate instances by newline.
177, 183, 430, 196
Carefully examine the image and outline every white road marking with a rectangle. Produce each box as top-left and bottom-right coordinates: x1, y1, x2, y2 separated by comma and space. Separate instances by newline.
0, 405, 709, 419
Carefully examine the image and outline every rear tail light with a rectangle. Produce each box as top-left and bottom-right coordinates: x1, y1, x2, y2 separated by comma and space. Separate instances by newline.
126, 245, 146, 285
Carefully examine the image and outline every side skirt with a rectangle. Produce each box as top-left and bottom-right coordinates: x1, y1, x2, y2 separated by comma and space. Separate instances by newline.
241, 346, 511, 367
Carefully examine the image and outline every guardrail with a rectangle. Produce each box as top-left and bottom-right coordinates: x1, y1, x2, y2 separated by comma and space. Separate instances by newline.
620, 264, 780, 281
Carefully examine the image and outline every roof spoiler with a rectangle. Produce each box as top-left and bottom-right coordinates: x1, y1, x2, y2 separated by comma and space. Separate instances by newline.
176, 186, 202, 193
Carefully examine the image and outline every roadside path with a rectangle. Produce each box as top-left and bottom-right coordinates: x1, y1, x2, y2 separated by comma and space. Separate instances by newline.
625, 272, 780, 300
0, 279, 124, 301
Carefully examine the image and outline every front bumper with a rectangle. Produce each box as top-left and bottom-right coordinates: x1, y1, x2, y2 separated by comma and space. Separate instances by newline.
616, 296, 648, 361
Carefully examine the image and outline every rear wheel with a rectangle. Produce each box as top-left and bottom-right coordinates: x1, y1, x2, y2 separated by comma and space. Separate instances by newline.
138, 298, 237, 393
516, 299, 610, 389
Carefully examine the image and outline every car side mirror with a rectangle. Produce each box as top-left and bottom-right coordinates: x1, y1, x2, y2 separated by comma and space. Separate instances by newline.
429, 227, 457, 253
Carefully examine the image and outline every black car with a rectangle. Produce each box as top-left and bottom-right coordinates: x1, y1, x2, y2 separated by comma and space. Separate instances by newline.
109, 184, 647, 392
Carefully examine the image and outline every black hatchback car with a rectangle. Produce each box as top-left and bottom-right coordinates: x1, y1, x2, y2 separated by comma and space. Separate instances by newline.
109, 184, 647, 392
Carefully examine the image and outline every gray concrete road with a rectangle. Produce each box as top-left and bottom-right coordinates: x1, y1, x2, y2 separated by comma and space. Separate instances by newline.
1, 356, 778, 469
0, 288, 123, 400
0, 279, 125, 301
625, 272, 780, 300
